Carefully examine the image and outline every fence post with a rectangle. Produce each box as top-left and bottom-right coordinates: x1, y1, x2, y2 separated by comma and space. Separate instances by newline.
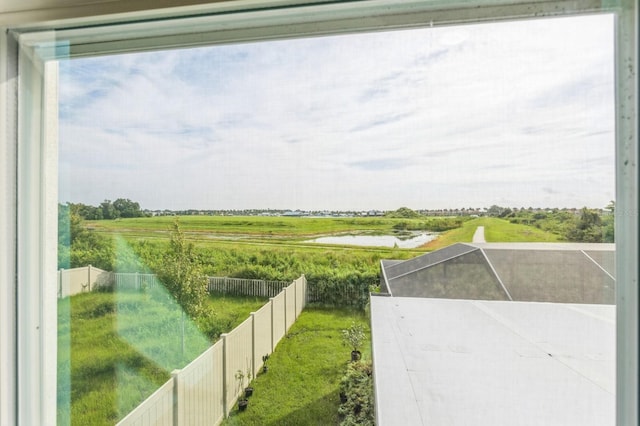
87, 265, 92, 292
283, 287, 288, 333
250, 312, 256, 380
269, 298, 275, 353
293, 279, 297, 319
171, 369, 181, 426
302, 275, 307, 309
221, 333, 229, 417
293, 278, 302, 321
135, 272, 140, 290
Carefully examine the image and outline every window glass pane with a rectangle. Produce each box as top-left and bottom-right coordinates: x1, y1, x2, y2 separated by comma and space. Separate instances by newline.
57, 13, 615, 425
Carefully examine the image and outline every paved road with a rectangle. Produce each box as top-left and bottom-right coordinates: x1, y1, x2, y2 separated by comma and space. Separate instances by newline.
472, 226, 486, 243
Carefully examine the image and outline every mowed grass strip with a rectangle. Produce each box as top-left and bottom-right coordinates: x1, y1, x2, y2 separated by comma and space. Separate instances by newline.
423, 217, 561, 250
222, 307, 370, 426
58, 291, 267, 426
481, 217, 561, 242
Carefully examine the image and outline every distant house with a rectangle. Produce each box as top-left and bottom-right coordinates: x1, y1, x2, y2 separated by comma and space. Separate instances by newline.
371, 242, 616, 425
282, 210, 305, 217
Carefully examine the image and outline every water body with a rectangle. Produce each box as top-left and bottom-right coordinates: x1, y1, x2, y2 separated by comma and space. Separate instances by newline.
307, 233, 437, 248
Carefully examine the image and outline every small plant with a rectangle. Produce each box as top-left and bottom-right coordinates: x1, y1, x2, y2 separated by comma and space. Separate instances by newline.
342, 322, 365, 361
262, 354, 270, 373
244, 363, 254, 397
235, 370, 249, 411
234, 369, 244, 394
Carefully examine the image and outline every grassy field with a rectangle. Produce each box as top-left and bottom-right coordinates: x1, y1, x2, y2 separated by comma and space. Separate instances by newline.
88, 215, 560, 246
88, 215, 419, 239
57, 291, 268, 426
481, 217, 562, 242
423, 217, 561, 250
86, 216, 433, 270
222, 307, 370, 426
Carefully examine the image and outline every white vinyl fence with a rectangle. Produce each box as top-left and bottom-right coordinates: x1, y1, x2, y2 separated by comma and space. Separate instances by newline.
112, 272, 163, 291
208, 277, 288, 297
57, 266, 289, 299
57, 265, 111, 298
116, 276, 307, 426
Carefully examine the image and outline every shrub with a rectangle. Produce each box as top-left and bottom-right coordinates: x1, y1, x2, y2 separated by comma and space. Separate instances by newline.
195, 309, 229, 341
155, 219, 209, 318
306, 271, 377, 310
339, 360, 375, 425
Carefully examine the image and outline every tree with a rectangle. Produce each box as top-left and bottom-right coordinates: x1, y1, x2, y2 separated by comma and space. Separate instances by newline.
70, 202, 103, 220
499, 208, 513, 218
58, 203, 73, 269
113, 198, 144, 218
603, 201, 615, 243
58, 203, 114, 270
565, 207, 604, 242
100, 199, 119, 220
156, 218, 209, 318
605, 200, 615, 214
155, 219, 209, 354
385, 207, 422, 219
486, 205, 505, 217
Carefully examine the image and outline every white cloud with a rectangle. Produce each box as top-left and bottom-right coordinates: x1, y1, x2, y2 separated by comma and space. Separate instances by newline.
59, 14, 615, 210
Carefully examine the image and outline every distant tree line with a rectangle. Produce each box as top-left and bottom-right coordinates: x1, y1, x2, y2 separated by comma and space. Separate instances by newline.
67, 198, 148, 220
58, 198, 147, 269
385, 207, 469, 232
488, 202, 615, 243
58, 203, 113, 270
386, 204, 614, 243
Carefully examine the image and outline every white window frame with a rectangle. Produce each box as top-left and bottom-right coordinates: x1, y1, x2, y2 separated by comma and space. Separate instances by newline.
1, 0, 637, 424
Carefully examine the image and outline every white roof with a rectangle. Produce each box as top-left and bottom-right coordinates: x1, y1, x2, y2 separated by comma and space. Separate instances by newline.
370, 296, 615, 426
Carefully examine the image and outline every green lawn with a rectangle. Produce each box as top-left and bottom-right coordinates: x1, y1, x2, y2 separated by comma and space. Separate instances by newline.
58, 292, 370, 426
482, 217, 561, 242
222, 307, 371, 426
57, 291, 267, 426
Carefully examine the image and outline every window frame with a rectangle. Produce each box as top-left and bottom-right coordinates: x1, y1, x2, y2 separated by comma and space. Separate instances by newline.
1, 0, 637, 424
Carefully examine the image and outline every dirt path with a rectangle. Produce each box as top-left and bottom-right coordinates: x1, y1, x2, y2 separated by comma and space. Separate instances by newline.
472, 226, 486, 243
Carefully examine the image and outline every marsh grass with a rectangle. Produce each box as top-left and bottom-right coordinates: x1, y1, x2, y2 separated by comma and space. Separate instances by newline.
87, 215, 406, 238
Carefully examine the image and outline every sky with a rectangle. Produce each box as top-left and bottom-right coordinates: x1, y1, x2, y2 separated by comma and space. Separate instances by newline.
58, 14, 615, 211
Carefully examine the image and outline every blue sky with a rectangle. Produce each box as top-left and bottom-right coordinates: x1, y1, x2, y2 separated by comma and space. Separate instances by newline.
59, 14, 615, 211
